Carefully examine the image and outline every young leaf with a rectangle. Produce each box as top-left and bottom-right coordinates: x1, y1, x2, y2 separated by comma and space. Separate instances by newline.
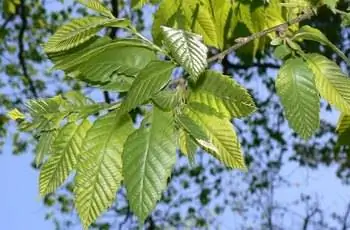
39, 120, 91, 196
336, 114, 350, 145
182, 1, 218, 48
161, 26, 207, 81
208, 0, 237, 49
179, 128, 197, 164
273, 44, 292, 59
181, 106, 246, 169
189, 70, 256, 118
123, 107, 176, 221
293, 26, 350, 65
152, 90, 179, 111
77, 0, 115, 18
35, 131, 58, 167
276, 58, 320, 139
152, 0, 181, 46
75, 112, 134, 229
131, 0, 148, 9
44, 17, 130, 53
7, 108, 25, 120
305, 54, 350, 114
122, 61, 175, 112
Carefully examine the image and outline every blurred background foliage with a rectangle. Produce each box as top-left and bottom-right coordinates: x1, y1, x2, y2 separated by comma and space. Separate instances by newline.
1, 0, 350, 229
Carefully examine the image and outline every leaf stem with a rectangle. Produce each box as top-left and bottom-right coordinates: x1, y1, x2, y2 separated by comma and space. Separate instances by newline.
207, 9, 315, 63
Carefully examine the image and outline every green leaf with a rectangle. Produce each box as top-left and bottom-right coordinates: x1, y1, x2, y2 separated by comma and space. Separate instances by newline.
123, 107, 176, 221
131, 0, 148, 9
161, 26, 207, 81
122, 61, 175, 112
7, 108, 25, 120
208, 0, 237, 49
305, 54, 350, 114
35, 131, 57, 167
39, 120, 91, 196
44, 17, 130, 53
78, 41, 156, 82
336, 114, 350, 145
78, 0, 115, 18
179, 128, 197, 164
323, 0, 338, 11
152, 0, 181, 46
182, 1, 218, 48
293, 26, 350, 65
75, 112, 134, 228
152, 90, 180, 111
99, 73, 134, 92
49, 37, 112, 73
276, 58, 320, 139
189, 70, 256, 118
273, 44, 292, 59
181, 106, 246, 169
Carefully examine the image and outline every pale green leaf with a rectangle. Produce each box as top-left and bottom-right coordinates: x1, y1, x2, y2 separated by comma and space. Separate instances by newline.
189, 70, 256, 118
123, 107, 176, 221
7, 108, 25, 120
35, 131, 57, 167
182, 106, 246, 169
49, 37, 112, 73
39, 120, 91, 196
182, 1, 218, 48
122, 61, 175, 112
273, 44, 292, 59
75, 112, 134, 228
306, 54, 350, 114
78, 0, 115, 18
179, 128, 197, 164
152, 0, 181, 46
44, 17, 130, 53
293, 26, 350, 65
161, 26, 207, 81
276, 58, 320, 139
323, 0, 338, 11
131, 0, 148, 9
152, 90, 179, 111
208, 0, 237, 49
336, 113, 350, 145
99, 73, 134, 92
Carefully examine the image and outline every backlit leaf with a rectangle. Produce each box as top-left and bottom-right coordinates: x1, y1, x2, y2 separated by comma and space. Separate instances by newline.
336, 114, 350, 145
123, 107, 176, 221
189, 70, 256, 118
44, 17, 130, 53
293, 26, 350, 65
161, 26, 207, 81
122, 61, 175, 112
306, 54, 350, 114
182, 106, 246, 169
75, 112, 134, 228
78, 0, 115, 18
39, 120, 91, 196
276, 58, 320, 139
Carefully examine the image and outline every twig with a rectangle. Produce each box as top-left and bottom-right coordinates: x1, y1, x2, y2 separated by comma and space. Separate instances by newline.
207, 10, 315, 63
102, 0, 121, 104
18, 0, 38, 98
1, 15, 15, 30
342, 202, 350, 230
